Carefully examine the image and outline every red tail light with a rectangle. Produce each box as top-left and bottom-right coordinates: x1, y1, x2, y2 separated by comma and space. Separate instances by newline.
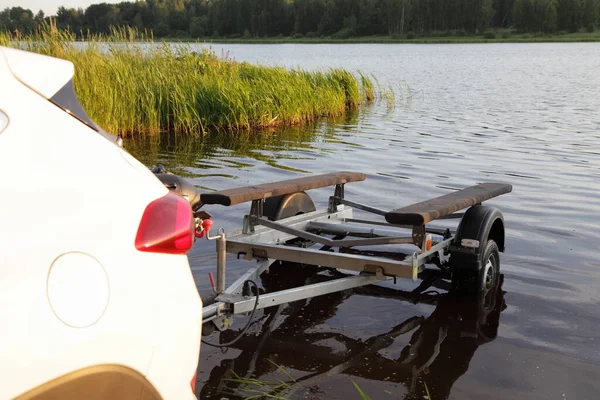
190, 370, 197, 393
135, 191, 194, 254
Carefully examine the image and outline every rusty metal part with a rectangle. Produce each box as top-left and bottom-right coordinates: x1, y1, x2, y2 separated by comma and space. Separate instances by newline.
412, 225, 426, 249
385, 183, 512, 226
363, 265, 386, 280
200, 171, 366, 206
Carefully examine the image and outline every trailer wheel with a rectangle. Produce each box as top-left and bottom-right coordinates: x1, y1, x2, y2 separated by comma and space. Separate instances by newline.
477, 273, 504, 343
452, 240, 500, 294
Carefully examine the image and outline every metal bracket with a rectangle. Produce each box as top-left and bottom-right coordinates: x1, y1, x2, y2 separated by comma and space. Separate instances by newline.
243, 248, 268, 261
250, 199, 264, 217
412, 225, 426, 249
363, 264, 386, 280
328, 184, 345, 212
243, 199, 265, 234
211, 314, 233, 332
335, 183, 345, 199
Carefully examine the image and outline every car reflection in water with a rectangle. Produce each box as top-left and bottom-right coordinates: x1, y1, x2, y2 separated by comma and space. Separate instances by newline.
199, 261, 507, 400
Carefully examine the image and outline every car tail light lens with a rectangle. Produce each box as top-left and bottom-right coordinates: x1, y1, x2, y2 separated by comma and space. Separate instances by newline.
135, 191, 194, 254
190, 370, 197, 393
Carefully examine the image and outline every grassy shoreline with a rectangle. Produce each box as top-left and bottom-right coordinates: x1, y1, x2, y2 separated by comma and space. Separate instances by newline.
0, 27, 375, 136
168, 31, 600, 44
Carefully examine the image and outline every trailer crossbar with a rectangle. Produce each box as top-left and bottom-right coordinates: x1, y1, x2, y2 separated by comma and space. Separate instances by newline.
230, 208, 352, 244
255, 217, 414, 247
217, 274, 393, 315
226, 240, 421, 279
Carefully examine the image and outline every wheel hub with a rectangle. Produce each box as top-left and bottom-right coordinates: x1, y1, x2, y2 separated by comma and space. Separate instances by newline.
483, 260, 494, 290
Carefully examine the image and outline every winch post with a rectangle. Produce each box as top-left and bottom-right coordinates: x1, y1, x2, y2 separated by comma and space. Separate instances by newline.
216, 233, 227, 294
206, 227, 228, 294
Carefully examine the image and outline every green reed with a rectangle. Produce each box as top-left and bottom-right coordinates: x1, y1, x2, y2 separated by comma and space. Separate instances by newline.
0, 25, 374, 136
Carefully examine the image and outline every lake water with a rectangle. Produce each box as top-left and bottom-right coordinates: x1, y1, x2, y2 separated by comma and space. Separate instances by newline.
126, 43, 600, 399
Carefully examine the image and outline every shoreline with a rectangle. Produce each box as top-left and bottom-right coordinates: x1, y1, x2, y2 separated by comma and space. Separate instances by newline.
166, 32, 600, 44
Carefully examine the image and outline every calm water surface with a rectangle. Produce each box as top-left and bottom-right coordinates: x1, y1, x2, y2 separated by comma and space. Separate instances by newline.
127, 43, 600, 399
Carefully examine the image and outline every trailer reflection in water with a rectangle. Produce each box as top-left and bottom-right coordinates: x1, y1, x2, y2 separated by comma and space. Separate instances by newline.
199, 262, 507, 400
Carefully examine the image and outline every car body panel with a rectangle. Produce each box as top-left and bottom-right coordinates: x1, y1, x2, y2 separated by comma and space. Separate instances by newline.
0, 46, 201, 400
1, 46, 74, 99
15, 364, 163, 400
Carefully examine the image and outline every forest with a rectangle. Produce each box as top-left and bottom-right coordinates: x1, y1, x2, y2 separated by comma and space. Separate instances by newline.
1, 0, 599, 39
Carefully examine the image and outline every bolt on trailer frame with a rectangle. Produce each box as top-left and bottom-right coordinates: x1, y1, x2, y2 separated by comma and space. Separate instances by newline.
196, 172, 512, 331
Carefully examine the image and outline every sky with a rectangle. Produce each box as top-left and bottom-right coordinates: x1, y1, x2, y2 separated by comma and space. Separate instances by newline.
0, 0, 120, 15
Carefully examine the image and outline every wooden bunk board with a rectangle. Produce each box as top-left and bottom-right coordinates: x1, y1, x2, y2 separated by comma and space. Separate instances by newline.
200, 171, 366, 206
385, 183, 512, 226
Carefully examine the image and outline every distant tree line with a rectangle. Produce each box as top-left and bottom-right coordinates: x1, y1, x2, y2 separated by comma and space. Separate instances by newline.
1, 0, 599, 38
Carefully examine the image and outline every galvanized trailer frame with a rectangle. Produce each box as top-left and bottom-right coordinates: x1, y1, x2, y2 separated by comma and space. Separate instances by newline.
196, 172, 512, 332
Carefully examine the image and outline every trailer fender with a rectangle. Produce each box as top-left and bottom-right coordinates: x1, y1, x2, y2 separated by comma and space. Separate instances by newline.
263, 191, 316, 221
448, 205, 505, 272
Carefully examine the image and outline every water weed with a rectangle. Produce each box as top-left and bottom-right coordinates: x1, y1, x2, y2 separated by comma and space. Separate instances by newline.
224, 371, 290, 399
384, 88, 396, 111
352, 381, 372, 400
424, 381, 432, 399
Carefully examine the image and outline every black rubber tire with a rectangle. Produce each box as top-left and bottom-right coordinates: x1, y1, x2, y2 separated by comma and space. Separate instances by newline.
477, 273, 504, 343
452, 240, 500, 295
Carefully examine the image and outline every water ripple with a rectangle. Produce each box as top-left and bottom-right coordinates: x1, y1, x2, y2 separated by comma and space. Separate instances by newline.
126, 43, 600, 399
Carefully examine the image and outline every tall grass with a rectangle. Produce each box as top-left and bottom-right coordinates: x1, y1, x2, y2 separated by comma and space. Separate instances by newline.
0, 25, 374, 136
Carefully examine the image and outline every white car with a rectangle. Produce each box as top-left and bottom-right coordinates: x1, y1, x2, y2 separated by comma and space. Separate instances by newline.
0, 47, 202, 399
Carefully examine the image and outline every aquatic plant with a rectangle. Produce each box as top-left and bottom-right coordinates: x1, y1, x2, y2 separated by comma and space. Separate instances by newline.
352, 381, 372, 400
0, 25, 374, 136
383, 87, 396, 110
222, 360, 295, 399
359, 72, 375, 102
224, 371, 290, 399
424, 381, 432, 399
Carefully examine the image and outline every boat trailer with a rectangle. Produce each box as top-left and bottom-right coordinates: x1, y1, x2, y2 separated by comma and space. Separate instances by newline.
156, 170, 512, 339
